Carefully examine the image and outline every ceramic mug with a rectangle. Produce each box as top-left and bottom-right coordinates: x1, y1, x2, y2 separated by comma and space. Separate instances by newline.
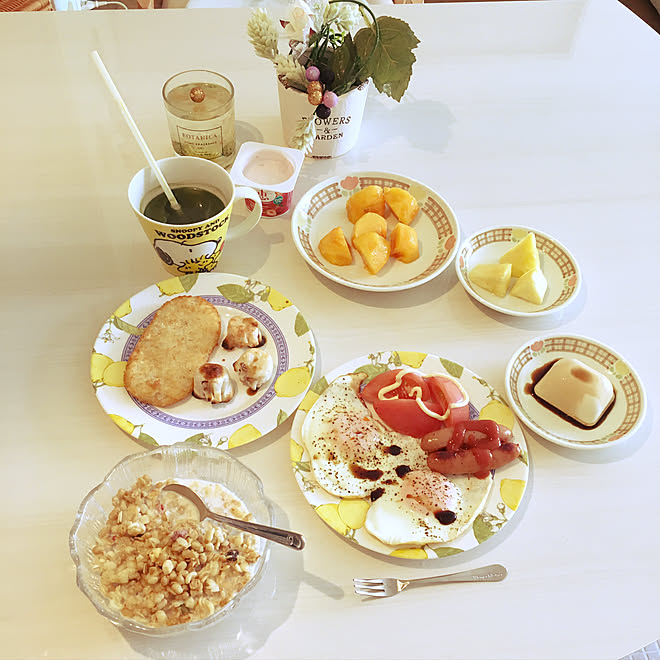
128, 156, 262, 276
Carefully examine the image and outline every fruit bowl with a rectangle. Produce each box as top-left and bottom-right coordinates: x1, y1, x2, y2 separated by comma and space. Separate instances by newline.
292, 171, 459, 292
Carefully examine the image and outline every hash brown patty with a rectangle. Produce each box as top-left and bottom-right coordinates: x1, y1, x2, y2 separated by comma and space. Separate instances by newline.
124, 296, 222, 407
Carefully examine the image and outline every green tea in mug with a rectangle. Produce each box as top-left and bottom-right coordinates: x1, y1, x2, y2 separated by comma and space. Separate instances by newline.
143, 186, 225, 225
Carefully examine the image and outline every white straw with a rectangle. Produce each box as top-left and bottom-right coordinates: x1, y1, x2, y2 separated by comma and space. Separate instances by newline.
90, 50, 181, 211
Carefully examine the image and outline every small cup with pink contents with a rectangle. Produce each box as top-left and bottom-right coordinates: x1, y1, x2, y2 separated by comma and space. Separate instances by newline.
231, 142, 304, 217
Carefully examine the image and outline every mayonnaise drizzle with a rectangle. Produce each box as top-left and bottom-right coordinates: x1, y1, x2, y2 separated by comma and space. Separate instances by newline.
376, 366, 470, 421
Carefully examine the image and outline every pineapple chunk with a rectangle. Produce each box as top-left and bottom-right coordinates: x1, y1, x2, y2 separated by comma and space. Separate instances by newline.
346, 185, 386, 224
390, 222, 419, 263
499, 232, 540, 278
353, 231, 391, 275
352, 212, 388, 247
384, 187, 419, 225
318, 226, 352, 266
510, 267, 548, 304
469, 263, 512, 297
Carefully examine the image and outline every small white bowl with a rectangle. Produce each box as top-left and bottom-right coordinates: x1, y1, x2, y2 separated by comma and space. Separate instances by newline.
455, 225, 581, 317
291, 171, 460, 292
505, 334, 646, 449
69, 443, 273, 636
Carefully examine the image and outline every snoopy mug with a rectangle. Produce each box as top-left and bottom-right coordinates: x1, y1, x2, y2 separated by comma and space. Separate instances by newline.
128, 156, 263, 275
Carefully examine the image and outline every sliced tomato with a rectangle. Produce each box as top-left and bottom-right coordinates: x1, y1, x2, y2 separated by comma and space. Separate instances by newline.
359, 369, 469, 438
426, 375, 470, 427
373, 398, 448, 438
361, 370, 429, 403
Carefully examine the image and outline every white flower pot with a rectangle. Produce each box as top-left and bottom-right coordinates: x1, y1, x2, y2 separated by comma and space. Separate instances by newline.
277, 76, 369, 158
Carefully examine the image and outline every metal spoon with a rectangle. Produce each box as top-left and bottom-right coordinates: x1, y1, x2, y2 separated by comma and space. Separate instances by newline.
161, 483, 305, 550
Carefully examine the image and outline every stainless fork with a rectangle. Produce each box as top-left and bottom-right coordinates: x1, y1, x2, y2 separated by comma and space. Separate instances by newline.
353, 564, 507, 598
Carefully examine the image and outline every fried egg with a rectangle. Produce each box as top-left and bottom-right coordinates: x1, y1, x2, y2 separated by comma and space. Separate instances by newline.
300, 372, 493, 546
365, 469, 492, 546
300, 373, 428, 498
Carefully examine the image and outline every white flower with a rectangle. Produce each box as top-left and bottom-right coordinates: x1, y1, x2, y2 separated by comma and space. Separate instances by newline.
274, 54, 308, 91
309, 0, 329, 32
323, 0, 361, 32
283, 0, 314, 44
247, 9, 280, 61
290, 116, 316, 153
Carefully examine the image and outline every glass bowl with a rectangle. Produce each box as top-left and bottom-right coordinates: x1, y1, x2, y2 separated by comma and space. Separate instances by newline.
69, 443, 273, 636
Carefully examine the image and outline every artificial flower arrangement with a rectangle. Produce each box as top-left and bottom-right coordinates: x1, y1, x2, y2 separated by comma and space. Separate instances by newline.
247, 0, 420, 152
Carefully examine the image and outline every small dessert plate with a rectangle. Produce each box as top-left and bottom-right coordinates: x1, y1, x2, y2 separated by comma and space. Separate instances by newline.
455, 226, 580, 317
505, 334, 646, 449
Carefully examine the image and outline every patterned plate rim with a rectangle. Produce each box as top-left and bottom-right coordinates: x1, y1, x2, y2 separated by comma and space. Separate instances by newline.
290, 350, 529, 560
455, 225, 581, 317
91, 273, 316, 449
291, 171, 460, 292
504, 334, 646, 449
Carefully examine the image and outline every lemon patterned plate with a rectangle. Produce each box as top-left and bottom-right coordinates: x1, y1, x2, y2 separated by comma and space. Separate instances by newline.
455, 226, 580, 317
290, 350, 529, 559
91, 273, 316, 448
291, 172, 460, 292
505, 335, 646, 449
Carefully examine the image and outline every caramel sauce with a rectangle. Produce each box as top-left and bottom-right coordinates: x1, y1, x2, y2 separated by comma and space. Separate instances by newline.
350, 464, 383, 481
434, 510, 457, 525
370, 487, 385, 502
571, 366, 594, 383
524, 359, 615, 429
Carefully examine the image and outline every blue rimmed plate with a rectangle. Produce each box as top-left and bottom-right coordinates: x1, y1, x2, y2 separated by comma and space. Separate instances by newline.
91, 273, 315, 448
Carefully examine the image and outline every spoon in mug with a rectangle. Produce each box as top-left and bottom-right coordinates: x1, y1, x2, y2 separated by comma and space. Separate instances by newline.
161, 483, 306, 550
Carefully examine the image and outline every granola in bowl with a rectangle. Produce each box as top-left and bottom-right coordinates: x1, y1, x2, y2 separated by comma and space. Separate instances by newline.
92, 475, 260, 628
69, 443, 272, 636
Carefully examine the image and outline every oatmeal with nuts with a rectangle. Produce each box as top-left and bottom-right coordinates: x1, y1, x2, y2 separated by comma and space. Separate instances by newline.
92, 475, 261, 627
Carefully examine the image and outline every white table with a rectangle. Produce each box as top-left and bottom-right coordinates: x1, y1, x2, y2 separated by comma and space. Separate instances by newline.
1, 2, 659, 658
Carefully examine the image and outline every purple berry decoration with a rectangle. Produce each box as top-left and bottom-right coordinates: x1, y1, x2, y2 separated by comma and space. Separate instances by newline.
319, 68, 335, 86
315, 104, 331, 119
305, 66, 320, 82
322, 91, 338, 108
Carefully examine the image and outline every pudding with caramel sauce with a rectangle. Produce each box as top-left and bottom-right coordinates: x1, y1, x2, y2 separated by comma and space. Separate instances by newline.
530, 357, 615, 428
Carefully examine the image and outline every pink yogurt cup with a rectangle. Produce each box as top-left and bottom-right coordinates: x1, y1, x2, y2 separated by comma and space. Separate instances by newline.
231, 142, 304, 217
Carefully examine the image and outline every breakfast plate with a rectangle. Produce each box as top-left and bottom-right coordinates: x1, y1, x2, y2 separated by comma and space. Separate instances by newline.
455, 226, 580, 317
290, 350, 529, 559
505, 334, 646, 449
91, 273, 316, 448
291, 172, 460, 292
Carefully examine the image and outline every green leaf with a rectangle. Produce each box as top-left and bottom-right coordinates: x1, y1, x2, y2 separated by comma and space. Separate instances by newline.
113, 316, 143, 336
277, 410, 288, 425
431, 546, 464, 558
294, 312, 310, 337
179, 274, 198, 292
138, 432, 158, 446
184, 433, 207, 445
217, 284, 254, 303
295, 461, 312, 473
440, 358, 464, 379
331, 32, 360, 95
311, 376, 329, 395
353, 363, 388, 383
473, 514, 496, 544
354, 16, 419, 102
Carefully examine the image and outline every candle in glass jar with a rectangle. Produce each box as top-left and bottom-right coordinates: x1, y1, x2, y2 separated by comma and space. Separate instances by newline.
163, 70, 236, 167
